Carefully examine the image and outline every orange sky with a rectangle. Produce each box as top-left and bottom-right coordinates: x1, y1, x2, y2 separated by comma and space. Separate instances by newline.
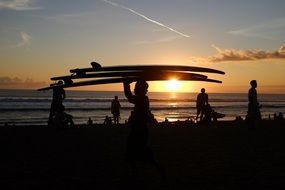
1, 0, 285, 93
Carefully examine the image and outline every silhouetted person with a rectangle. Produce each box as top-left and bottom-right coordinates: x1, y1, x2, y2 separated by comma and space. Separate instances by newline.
111, 96, 121, 124
53, 105, 74, 128
235, 116, 243, 121
87, 117, 93, 126
273, 114, 276, 120
196, 88, 208, 121
123, 80, 166, 181
203, 103, 213, 123
278, 112, 284, 121
103, 115, 112, 125
48, 81, 66, 125
247, 80, 261, 129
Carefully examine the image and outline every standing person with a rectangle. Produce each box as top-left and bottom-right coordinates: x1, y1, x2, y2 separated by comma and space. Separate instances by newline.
247, 80, 261, 129
48, 81, 66, 125
111, 96, 121, 124
195, 88, 208, 121
87, 117, 93, 126
123, 80, 166, 180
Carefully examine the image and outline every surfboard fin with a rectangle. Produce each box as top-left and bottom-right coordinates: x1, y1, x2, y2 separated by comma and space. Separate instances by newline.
91, 62, 102, 70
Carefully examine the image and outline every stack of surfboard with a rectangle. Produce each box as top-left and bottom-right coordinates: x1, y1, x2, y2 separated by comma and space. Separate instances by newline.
38, 62, 225, 91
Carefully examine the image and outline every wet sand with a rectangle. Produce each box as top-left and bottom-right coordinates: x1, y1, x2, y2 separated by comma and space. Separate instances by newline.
1, 120, 285, 190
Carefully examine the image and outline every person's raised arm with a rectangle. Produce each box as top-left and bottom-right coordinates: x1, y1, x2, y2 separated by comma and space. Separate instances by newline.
123, 81, 135, 103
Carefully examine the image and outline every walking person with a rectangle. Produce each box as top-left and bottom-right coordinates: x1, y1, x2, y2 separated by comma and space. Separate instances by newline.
195, 88, 208, 122
111, 96, 121, 124
123, 80, 166, 181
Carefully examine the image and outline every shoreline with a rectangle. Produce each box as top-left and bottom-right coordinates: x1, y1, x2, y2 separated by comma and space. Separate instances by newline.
2, 119, 284, 128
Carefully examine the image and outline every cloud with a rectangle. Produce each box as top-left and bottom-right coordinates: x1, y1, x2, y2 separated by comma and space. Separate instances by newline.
101, 0, 190, 38
279, 45, 285, 54
14, 31, 32, 48
229, 18, 285, 39
191, 44, 285, 63
0, 76, 46, 89
0, 0, 41, 10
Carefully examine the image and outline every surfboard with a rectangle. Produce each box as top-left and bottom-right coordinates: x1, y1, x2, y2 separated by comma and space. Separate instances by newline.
69, 64, 225, 75
50, 70, 209, 81
38, 74, 222, 91
38, 63, 225, 91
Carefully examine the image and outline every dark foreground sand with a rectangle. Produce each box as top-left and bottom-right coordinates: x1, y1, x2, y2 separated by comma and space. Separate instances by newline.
1, 120, 285, 190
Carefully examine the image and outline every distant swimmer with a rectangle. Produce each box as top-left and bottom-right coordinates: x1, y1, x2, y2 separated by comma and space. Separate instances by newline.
111, 96, 121, 124
247, 80, 261, 129
195, 88, 208, 121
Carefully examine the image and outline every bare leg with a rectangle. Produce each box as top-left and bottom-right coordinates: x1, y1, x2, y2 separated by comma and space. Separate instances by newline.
196, 109, 201, 121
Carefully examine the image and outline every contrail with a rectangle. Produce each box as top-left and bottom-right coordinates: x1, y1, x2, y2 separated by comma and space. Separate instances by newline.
101, 0, 190, 38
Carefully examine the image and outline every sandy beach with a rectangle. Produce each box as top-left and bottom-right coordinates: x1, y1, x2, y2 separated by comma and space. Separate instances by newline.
1, 120, 285, 190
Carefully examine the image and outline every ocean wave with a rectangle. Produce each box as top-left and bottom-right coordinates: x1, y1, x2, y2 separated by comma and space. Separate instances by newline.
2, 105, 284, 112
2, 97, 285, 103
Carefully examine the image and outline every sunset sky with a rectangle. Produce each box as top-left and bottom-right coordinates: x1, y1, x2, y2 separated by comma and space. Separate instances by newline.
1, 0, 285, 93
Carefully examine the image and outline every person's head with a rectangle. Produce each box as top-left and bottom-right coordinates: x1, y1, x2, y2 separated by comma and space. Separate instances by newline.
134, 80, 149, 96
115, 96, 118, 100
250, 80, 257, 88
201, 88, 205, 93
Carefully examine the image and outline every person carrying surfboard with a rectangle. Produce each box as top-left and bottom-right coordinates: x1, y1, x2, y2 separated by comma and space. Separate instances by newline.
195, 88, 208, 122
123, 79, 166, 180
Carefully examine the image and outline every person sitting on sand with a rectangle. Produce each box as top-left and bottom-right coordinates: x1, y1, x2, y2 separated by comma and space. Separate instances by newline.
247, 80, 261, 129
111, 96, 121, 124
53, 105, 75, 128
48, 81, 66, 125
203, 103, 214, 123
196, 88, 208, 121
202, 104, 223, 123
277, 112, 284, 121
103, 115, 112, 125
123, 79, 166, 179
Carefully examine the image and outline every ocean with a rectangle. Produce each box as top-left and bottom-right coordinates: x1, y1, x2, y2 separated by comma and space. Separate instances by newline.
0, 89, 285, 126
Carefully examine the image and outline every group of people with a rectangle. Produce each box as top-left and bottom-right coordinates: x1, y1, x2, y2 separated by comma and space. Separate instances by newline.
47, 83, 122, 127
49, 79, 263, 128
47, 78, 269, 181
194, 80, 262, 127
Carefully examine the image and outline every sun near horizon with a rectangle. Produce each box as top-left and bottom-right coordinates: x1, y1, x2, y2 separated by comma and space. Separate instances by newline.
1, 0, 285, 94
165, 79, 182, 92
